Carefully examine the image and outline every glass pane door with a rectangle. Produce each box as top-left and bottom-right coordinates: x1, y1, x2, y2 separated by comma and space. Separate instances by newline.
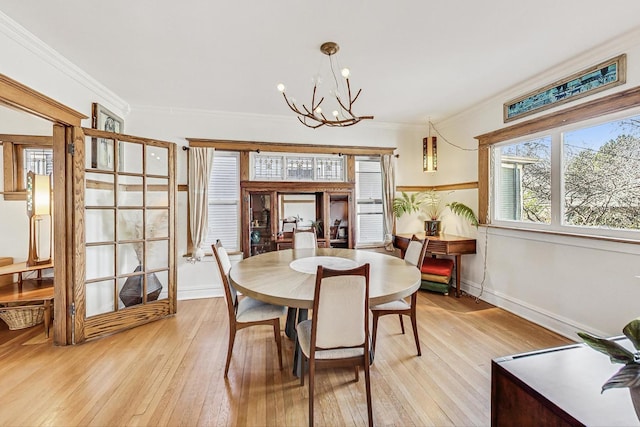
78, 129, 175, 341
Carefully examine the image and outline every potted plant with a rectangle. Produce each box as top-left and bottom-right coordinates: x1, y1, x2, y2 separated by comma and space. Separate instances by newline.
393, 190, 478, 236
578, 318, 640, 419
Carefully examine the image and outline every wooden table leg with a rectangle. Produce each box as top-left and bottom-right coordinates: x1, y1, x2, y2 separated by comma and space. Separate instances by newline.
43, 300, 51, 338
455, 254, 462, 298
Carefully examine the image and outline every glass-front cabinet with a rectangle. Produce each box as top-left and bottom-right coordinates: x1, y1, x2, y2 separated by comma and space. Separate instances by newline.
247, 191, 275, 256
241, 184, 354, 258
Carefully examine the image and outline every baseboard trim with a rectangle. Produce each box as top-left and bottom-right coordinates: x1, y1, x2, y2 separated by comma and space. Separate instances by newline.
459, 279, 607, 340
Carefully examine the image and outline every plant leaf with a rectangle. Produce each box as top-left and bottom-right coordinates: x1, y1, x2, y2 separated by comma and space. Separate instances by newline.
446, 202, 479, 227
623, 318, 640, 352
602, 363, 640, 392
578, 331, 635, 364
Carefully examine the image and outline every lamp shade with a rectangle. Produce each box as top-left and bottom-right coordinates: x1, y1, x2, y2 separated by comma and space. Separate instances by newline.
27, 171, 51, 217
423, 136, 437, 172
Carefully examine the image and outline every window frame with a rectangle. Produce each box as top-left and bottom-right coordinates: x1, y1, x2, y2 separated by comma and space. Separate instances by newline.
205, 150, 241, 253
355, 155, 385, 247
477, 85, 640, 241
2, 135, 53, 200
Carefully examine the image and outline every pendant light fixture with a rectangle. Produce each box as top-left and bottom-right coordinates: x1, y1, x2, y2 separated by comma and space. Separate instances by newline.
277, 42, 374, 129
423, 122, 437, 172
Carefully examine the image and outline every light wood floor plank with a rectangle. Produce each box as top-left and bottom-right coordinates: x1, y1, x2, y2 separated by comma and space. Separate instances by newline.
0, 292, 571, 426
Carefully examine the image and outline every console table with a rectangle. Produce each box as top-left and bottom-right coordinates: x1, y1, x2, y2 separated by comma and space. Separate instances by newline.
394, 233, 476, 297
492, 338, 639, 426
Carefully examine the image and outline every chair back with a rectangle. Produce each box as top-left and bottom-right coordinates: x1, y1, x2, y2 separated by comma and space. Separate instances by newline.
404, 235, 428, 269
293, 227, 317, 249
212, 240, 238, 318
311, 264, 370, 350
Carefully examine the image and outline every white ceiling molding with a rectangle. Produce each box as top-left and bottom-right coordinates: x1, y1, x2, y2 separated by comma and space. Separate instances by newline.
0, 11, 129, 116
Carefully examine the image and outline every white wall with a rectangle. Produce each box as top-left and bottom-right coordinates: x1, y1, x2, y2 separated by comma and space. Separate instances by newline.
401, 27, 640, 340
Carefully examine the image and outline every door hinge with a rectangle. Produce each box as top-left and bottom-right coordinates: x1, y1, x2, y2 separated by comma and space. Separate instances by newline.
68, 143, 75, 156
70, 302, 76, 316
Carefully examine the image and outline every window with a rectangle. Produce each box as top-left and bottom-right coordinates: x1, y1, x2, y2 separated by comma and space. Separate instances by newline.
204, 152, 240, 251
355, 156, 384, 245
563, 115, 640, 230
494, 136, 551, 223
2, 136, 53, 200
251, 152, 344, 182
490, 109, 640, 238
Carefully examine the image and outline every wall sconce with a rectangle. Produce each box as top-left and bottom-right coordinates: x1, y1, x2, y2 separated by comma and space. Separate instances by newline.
26, 171, 52, 266
423, 136, 437, 172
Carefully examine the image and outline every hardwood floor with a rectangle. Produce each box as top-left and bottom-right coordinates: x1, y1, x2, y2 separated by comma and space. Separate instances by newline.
0, 291, 571, 426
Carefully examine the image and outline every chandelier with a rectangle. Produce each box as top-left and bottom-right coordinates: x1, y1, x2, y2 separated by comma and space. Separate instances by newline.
277, 42, 374, 129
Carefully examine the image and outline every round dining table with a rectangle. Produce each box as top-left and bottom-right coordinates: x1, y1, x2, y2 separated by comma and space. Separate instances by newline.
229, 248, 421, 376
229, 247, 422, 310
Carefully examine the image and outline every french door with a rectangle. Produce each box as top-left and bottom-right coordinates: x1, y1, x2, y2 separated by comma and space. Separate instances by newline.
73, 128, 176, 343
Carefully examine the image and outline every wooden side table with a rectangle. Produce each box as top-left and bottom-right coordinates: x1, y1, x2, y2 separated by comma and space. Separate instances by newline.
394, 233, 476, 297
0, 278, 54, 337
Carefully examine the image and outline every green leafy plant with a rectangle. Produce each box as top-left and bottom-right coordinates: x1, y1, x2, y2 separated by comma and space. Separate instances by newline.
421, 190, 444, 220
447, 202, 479, 227
392, 191, 427, 217
578, 318, 640, 392
393, 190, 478, 227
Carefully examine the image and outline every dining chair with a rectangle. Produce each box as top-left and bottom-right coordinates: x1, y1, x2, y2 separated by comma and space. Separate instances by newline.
296, 263, 373, 427
212, 240, 287, 377
292, 226, 317, 249
371, 234, 427, 356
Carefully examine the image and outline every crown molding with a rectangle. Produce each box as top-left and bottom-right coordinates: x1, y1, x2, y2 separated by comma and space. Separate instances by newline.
0, 11, 129, 115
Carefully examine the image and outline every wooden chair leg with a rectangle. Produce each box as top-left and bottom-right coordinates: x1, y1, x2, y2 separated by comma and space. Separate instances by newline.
410, 312, 421, 356
224, 326, 236, 378
372, 313, 379, 352
308, 359, 315, 427
364, 360, 373, 427
410, 293, 421, 356
273, 318, 283, 370
300, 355, 305, 386
399, 314, 405, 334
354, 365, 359, 382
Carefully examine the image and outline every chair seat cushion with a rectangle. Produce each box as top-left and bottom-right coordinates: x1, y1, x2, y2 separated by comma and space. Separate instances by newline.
421, 272, 451, 284
296, 319, 365, 359
236, 296, 287, 323
370, 299, 410, 311
420, 279, 450, 294
421, 257, 454, 276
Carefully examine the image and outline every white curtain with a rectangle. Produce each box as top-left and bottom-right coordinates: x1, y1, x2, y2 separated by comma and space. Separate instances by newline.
188, 147, 215, 260
381, 154, 396, 252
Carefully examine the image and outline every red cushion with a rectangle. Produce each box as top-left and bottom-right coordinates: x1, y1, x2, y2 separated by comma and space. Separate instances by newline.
421, 257, 454, 276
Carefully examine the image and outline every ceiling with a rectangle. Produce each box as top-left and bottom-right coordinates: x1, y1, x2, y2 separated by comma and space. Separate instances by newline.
2, 1, 640, 125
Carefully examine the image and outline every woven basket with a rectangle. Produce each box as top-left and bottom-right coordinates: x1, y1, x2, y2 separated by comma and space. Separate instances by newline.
0, 305, 45, 330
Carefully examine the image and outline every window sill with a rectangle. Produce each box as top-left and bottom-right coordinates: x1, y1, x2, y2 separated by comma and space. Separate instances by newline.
483, 223, 640, 246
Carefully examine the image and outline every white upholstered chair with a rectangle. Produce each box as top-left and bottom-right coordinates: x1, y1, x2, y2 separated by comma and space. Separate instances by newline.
371, 234, 427, 356
296, 263, 373, 427
212, 240, 287, 377
292, 227, 317, 249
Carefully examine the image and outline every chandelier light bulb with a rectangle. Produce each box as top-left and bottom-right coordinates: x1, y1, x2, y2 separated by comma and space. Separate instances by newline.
341, 68, 350, 78
277, 83, 286, 92
315, 107, 322, 114
332, 110, 339, 117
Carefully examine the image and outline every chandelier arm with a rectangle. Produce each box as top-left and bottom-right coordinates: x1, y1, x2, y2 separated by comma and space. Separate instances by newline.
298, 116, 324, 129
351, 87, 363, 104
278, 41, 374, 128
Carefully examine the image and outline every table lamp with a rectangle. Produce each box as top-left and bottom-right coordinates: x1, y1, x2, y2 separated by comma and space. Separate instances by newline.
26, 171, 52, 266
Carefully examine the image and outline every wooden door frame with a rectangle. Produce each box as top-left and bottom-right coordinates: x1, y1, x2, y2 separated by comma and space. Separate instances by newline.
0, 74, 87, 345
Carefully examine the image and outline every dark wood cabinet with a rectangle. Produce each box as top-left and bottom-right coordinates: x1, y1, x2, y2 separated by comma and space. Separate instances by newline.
492, 338, 639, 427
241, 182, 355, 258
